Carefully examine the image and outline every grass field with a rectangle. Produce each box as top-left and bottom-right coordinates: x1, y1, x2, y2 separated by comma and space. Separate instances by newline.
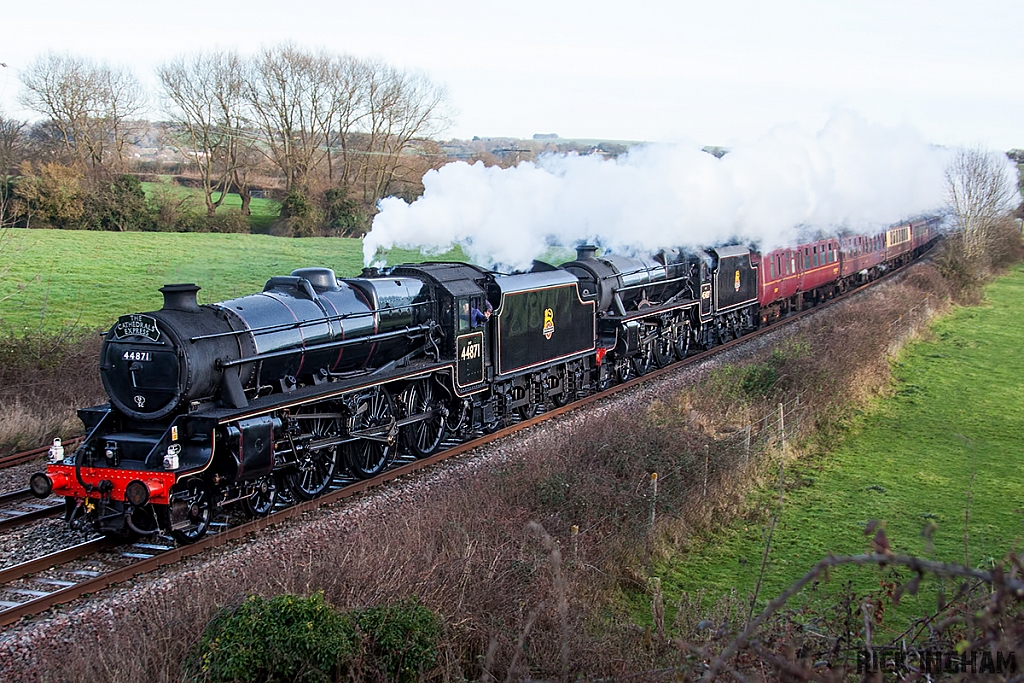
140, 181, 281, 231
0, 229, 463, 332
638, 264, 1024, 632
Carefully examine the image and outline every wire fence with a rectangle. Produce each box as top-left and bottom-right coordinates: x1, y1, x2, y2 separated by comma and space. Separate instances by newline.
638, 290, 940, 531
639, 393, 807, 533
613, 287, 945, 542
889, 292, 934, 335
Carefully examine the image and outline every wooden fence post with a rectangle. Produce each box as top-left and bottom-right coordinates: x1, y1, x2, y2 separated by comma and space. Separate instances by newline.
703, 445, 710, 497
778, 402, 785, 449
648, 472, 658, 532
744, 424, 752, 464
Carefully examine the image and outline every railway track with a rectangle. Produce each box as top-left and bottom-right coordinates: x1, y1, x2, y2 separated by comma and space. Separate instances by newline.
0, 489, 65, 532
0, 437, 84, 470
0, 259, 931, 629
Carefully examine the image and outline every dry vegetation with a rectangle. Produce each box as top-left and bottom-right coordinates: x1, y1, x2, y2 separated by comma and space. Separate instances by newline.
0, 327, 103, 455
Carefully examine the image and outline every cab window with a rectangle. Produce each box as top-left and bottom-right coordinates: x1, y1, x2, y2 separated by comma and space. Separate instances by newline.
458, 298, 472, 333
459, 296, 487, 333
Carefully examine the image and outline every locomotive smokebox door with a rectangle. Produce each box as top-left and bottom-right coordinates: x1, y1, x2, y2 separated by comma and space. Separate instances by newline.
455, 296, 485, 388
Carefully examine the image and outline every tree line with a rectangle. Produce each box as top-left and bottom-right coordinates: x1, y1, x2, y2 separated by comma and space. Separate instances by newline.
0, 45, 450, 236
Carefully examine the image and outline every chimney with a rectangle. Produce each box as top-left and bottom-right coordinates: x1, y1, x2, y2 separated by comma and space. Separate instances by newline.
575, 245, 598, 261
160, 284, 201, 313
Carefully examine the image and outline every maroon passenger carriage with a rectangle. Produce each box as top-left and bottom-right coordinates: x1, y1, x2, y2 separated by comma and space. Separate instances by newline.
757, 217, 940, 322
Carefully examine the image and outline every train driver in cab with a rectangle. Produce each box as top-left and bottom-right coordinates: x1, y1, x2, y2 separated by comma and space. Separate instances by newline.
471, 300, 492, 327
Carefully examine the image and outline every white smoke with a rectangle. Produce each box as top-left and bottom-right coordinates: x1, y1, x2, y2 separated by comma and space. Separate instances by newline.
364, 111, 952, 271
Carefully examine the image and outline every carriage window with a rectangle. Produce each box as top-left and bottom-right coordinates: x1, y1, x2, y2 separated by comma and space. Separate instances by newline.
804, 248, 811, 270
770, 261, 776, 279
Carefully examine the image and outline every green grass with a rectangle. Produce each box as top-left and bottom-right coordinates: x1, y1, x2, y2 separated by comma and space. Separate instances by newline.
636, 264, 1024, 633
0, 229, 464, 332
140, 181, 281, 231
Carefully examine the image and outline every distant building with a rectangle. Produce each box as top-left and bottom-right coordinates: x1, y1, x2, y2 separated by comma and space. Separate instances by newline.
532, 133, 559, 140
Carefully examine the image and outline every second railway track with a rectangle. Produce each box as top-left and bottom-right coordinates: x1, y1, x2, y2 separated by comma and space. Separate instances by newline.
0, 437, 84, 470
0, 490, 65, 532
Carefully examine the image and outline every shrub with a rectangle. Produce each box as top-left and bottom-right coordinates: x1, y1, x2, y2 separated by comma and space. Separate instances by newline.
83, 174, 154, 231
13, 161, 85, 228
185, 592, 355, 683
323, 187, 367, 237
0, 327, 104, 454
739, 358, 780, 398
280, 189, 324, 237
149, 183, 203, 232
203, 210, 250, 234
985, 215, 1024, 270
353, 598, 442, 682
935, 234, 986, 303
184, 594, 442, 683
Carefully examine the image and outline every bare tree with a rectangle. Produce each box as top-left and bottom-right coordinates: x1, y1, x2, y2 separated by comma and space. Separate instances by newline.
19, 54, 90, 163
325, 55, 370, 186
98, 65, 149, 171
0, 114, 27, 171
244, 46, 449, 204
352, 63, 450, 205
158, 51, 253, 216
19, 53, 147, 172
945, 147, 1018, 259
244, 44, 338, 191
0, 113, 28, 228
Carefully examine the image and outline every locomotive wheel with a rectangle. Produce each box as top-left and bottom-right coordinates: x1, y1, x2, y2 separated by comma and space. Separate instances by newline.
551, 365, 579, 407
169, 479, 213, 544
653, 333, 674, 368
401, 378, 446, 458
514, 381, 542, 420
674, 321, 693, 359
615, 356, 636, 383
242, 474, 280, 518
288, 410, 342, 500
515, 399, 542, 420
633, 342, 657, 376
345, 387, 397, 479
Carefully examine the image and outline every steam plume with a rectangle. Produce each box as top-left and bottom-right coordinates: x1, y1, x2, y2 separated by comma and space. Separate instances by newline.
364, 112, 952, 270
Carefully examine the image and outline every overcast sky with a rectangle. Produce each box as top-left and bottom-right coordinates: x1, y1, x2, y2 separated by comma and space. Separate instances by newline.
1, 0, 1020, 149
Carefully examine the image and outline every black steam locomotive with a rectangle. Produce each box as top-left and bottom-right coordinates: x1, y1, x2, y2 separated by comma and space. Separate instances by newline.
27, 245, 764, 542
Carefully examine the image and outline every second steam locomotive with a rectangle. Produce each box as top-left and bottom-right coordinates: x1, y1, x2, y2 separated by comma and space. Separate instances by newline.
31, 218, 939, 542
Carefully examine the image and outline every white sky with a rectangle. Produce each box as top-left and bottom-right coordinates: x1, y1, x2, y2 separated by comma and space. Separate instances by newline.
1, 0, 1021, 149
